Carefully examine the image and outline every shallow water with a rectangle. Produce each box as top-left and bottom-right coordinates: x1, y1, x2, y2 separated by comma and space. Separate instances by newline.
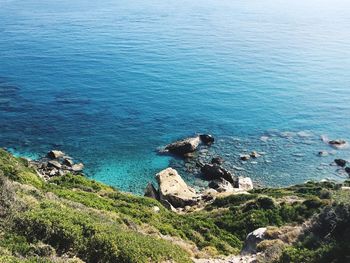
0, 0, 350, 193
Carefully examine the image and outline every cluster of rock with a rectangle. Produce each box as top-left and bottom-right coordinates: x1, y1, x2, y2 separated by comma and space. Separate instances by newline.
30, 150, 84, 180
148, 135, 254, 211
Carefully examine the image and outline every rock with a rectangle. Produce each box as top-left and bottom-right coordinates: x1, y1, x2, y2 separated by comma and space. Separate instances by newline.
144, 182, 159, 200
71, 163, 84, 172
334, 159, 347, 167
162, 199, 177, 212
318, 151, 329, 157
250, 151, 261, 158
329, 139, 347, 149
201, 164, 235, 184
240, 154, 251, 161
63, 158, 74, 167
201, 188, 218, 201
165, 137, 201, 156
196, 160, 205, 168
242, 227, 267, 254
48, 160, 62, 169
237, 177, 254, 190
211, 157, 224, 165
156, 168, 198, 208
199, 134, 215, 145
152, 206, 160, 213
345, 167, 350, 176
47, 150, 65, 159
49, 168, 58, 177
208, 178, 235, 193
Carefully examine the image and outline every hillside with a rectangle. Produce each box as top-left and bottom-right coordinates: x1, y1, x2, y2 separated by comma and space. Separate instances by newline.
0, 148, 349, 263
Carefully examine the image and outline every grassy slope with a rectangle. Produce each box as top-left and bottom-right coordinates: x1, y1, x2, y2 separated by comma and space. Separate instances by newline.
0, 148, 348, 263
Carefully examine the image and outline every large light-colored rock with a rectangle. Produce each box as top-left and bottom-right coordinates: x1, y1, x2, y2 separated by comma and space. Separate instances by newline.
47, 150, 65, 159
242, 227, 267, 254
156, 168, 198, 208
165, 137, 201, 156
237, 177, 254, 191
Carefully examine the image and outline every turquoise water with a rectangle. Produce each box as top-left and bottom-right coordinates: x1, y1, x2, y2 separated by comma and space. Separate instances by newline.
1, 0, 350, 193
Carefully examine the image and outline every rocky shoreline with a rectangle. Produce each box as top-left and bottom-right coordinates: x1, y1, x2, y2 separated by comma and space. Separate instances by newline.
21, 133, 350, 213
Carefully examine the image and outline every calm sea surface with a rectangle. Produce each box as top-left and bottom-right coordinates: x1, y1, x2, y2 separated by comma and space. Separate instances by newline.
1, 0, 350, 193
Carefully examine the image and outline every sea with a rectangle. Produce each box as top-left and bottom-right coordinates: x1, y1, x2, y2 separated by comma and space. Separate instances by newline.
1, 0, 350, 193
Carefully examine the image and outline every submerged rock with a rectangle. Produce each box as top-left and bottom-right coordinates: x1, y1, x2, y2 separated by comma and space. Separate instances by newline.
345, 167, 350, 176
165, 137, 201, 156
250, 151, 261, 158
201, 164, 235, 184
156, 168, 198, 208
199, 134, 215, 145
329, 139, 348, 149
211, 157, 224, 165
335, 159, 347, 167
240, 154, 251, 161
318, 151, 329, 157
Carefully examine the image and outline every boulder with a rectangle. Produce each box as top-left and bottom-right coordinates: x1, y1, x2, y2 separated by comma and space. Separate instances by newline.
63, 158, 74, 167
211, 157, 224, 165
335, 159, 347, 167
47, 150, 65, 159
201, 164, 235, 184
48, 160, 62, 169
72, 163, 84, 172
165, 137, 200, 156
208, 178, 235, 193
237, 177, 254, 190
199, 134, 215, 145
156, 168, 198, 208
144, 182, 159, 200
242, 227, 267, 254
152, 206, 160, 213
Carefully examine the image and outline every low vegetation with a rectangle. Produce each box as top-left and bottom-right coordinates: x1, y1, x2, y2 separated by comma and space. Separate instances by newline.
0, 148, 349, 262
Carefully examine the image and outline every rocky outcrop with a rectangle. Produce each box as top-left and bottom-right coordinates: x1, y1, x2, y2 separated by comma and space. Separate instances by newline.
201, 164, 235, 184
30, 150, 84, 180
242, 227, 267, 254
156, 168, 198, 208
165, 137, 201, 156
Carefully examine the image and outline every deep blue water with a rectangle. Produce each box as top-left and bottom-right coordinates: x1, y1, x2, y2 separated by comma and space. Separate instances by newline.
1, 0, 350, 193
